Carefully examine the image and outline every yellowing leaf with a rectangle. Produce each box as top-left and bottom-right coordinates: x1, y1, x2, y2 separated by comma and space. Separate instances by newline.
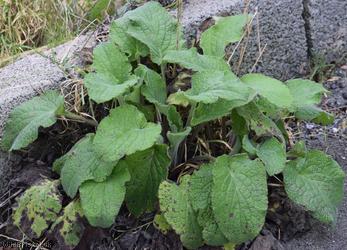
51, 200, 84, 249
159, 177, 204, 249
13, 180, 62, 238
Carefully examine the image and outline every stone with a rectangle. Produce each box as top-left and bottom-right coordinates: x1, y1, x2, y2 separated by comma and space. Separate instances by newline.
178, 0, 308, 80
306, 0, 347, 63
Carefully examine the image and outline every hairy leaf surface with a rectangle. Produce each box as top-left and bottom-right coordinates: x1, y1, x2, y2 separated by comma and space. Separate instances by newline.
124, 2, 183, 64
286, 79, 332, 124
163, 48, 230, 72
159, 176, 204, 249
135, 64, 167, 105
189, 164, 228, 246
200, 15, 250, 58
13, 180, 62, 238
169, 70, 254, 105
84, 43, 138, 103
51, 200, 84, 249
283, 150, 345, 224
124, 145, 170, 216
256, 137, 286, 176
58, 134, 116, 198
241, 74, 293, 108
79, 165, 130, 228
191, 95, 254, 126
211, 154, 267, 244
2, 91, 64, 151
109, 17, 149, 61
93, 104, 162, 162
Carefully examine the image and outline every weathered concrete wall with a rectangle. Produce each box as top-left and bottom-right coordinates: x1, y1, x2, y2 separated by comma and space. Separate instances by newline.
306, 0, 347, 63
179, 0, 308, 80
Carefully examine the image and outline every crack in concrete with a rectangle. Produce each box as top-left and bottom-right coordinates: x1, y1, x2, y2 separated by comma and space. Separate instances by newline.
302, 0, 313, 60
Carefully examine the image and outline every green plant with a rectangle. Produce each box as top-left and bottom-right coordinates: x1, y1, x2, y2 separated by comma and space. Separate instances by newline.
2, 2, 344, 248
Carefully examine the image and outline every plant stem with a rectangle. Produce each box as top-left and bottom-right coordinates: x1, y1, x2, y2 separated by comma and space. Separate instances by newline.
63, 111, 98, 127
185, 102, 196, 127
161, 63, 166, 82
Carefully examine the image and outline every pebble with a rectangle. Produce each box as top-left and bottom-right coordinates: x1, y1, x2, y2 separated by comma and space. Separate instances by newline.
332, 127, 339, 133
306, 124, 315, 130
342, 92, 347, 100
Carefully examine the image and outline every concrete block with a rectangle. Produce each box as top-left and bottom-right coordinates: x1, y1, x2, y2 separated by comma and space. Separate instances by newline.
307, 0, 347, 63
179, 0, 308, 80
0, 34, 97, 191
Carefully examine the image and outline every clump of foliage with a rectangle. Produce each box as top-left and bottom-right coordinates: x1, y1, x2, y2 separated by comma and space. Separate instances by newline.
1, 2, 345, 248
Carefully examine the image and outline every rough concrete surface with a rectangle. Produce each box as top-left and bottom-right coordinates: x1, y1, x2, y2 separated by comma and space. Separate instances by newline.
307, 0, 347, 63
179, 0, 308, 80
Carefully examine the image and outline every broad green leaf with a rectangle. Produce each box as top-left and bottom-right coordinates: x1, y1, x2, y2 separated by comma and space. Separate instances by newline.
197, 207, 229, 246
286, 79, 328, 107
236, 102, 284, 141
286, 79, 333, 124
93, 104, 162, 162
168, 70, 254, 105
135, 64, 167, 105
241, 74, 293, 108
154, 214, 172, 234
191, 96, 254, 126
283, 150, 345, 224
211, 154, 268, 244
1, 91, 64, 151
255, 97, 286, 119
256, 137, 286, 176
295, 105, 334, 125
13, 180, 62, 238
58, 134, 116, 198
109, 17, 149, 61
159, 176, 204, 249
200, 15, 250, 58
124, 145, 170, 216
84, 42, 137, 103
242, 135, 257, 155
189, 164, 228, 246
163, 48, 230, 72
124, 2, 183, 65
79, 164, 130, 228
51, 200, 84, 249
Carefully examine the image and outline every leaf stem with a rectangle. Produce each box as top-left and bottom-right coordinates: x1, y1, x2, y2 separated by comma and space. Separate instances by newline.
160, 63, 166, 82
63, 111, 98, 127
185, 102, 196, 127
